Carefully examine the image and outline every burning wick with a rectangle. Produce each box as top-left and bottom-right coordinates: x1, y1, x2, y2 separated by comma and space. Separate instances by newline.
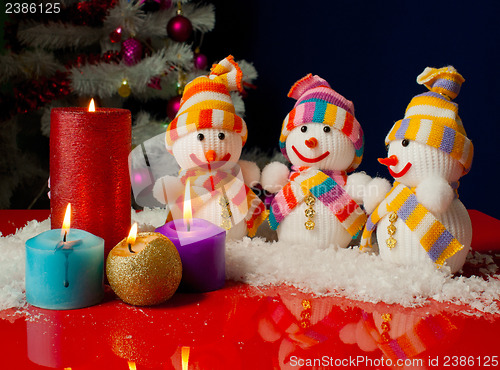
88, 98, 96, 112
61, 203, 71, 243
127, 223, 138, 254
183, 179, 192, 232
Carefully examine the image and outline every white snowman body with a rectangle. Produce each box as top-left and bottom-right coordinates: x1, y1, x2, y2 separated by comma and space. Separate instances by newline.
376, 139, 471, 273
276, 123, 357, 249
169, 128, 248, 240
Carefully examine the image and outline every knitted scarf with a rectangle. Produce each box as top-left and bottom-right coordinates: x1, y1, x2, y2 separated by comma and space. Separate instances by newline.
360, 182, 463, 266
269, 166, 366, 237
170, 164, 267, 237
361, 312, 458, 362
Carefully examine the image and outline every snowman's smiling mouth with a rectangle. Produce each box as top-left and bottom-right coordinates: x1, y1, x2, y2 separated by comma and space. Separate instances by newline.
388, 162, 412, 178
291, 146, 330, 163
190, 153, 231, 169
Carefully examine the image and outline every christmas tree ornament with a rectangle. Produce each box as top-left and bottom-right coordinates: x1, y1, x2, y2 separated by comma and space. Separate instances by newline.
166, 95, 181, 120
106, 227, 182, 306
118, 79, 131, 97
153, 56, 267, 239
121, 38, 143, 66
263, 74, 388, 249
147, 76, 162, 90
167, 2, 193, 42
361, 66, 473, 273
109, 26, 122, 43
194, 49, 208, 70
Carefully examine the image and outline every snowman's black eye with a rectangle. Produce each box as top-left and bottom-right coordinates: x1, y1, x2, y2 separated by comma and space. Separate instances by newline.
402, 139, 410, 147
323, 126, 331, 133
197, 133, 205, 141
218, 132, 225, 140
300, 126, 308, 133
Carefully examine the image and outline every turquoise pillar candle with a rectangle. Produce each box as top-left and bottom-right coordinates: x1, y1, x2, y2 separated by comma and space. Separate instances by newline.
25, 228, 104, 310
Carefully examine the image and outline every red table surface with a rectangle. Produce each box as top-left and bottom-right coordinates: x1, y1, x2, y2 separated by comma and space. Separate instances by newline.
1, 210, 499, 370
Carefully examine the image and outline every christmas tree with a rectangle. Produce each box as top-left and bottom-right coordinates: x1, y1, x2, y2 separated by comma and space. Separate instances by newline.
0, 0, 257, 209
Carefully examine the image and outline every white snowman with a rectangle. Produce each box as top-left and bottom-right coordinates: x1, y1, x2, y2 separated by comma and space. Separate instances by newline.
153, 56, 267, 239
361, 66, 474, 274
261, 74, 390, 249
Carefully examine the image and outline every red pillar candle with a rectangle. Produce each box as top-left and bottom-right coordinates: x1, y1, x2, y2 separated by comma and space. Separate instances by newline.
50, 102, 131, 257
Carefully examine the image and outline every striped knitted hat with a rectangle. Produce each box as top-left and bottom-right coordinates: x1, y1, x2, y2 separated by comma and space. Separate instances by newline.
280, 74, 364, 172
386, 66, 473, 174
165, 55, 247, 152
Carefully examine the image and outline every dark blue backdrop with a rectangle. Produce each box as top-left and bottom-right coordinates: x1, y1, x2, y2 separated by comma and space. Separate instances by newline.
204, 0, 500, 219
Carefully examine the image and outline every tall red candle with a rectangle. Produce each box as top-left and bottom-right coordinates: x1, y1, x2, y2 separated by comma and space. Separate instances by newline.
50, 104, 131, 257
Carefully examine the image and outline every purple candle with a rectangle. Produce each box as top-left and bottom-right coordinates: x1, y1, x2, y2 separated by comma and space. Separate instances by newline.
155, 218, 226, 292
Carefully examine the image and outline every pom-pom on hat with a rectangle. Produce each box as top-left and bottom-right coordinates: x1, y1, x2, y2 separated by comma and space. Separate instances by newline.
165, 55, 248, 152
279, 74, 364, 172
385, 66, 473, 174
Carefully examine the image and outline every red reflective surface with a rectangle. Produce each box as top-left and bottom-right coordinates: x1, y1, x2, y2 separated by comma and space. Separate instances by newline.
1, 210, 499, 370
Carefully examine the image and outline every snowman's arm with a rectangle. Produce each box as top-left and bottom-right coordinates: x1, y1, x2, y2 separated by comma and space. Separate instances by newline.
260, 161, 290, 194
152, 175, 184, 205
238, 159, 261, 188
345, 172, 391, 214
415, 175, 454, 214
345, 172, 372, 204
363, 177, 392, 214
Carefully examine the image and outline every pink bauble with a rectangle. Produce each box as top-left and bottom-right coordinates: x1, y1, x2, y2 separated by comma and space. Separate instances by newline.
166, 96, 182, 120
194, 52, 208, 70
121, 38, 143, 66
167, 15, 193, 42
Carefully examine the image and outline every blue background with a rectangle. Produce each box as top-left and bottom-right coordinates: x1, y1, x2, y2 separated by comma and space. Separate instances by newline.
204, 0, 500, 218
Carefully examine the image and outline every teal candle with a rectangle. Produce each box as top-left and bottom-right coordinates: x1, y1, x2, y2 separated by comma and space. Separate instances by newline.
25, 228, 104, 310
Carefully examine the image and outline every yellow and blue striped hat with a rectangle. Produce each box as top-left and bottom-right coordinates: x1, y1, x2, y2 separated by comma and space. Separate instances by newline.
385, 66, 473, 174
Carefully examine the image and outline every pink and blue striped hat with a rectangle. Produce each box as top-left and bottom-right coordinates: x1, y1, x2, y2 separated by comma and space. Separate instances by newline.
279, 74, 364, 171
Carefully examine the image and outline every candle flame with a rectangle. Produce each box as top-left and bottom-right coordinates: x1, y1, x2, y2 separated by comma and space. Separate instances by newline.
88, 98, 96, 112
181, 346, 190, 370
127, 223, 138, 246
61, 204, 71, 238
128, 361, 136, 370
183, 179, 192, 230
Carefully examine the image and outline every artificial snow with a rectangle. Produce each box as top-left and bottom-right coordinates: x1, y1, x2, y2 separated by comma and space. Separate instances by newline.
1, 209, 499, 314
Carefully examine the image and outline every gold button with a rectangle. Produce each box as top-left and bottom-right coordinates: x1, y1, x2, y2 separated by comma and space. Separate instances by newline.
305, 220, 315, 230
305, 195, 315, 206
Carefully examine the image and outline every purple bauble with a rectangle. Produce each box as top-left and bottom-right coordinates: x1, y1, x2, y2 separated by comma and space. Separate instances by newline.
167, 15, 193, 42
194, 52, 208, 70
166, 96, 182, 120
121, 38, 143, 66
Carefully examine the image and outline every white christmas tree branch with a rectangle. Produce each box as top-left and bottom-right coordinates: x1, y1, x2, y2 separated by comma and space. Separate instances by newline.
0, 50, 63, 83
70, 44, 194, 98
17, 21, 102, 50
183, 3, 216, 33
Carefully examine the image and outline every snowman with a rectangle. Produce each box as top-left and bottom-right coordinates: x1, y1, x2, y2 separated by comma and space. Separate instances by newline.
153, 56, 267, 240
360, 66, 473, 274
261, 74, 390, 249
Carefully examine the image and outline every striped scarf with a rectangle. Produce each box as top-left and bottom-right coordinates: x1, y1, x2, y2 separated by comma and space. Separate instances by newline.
269, 166, 366, 237
360, 182, 463, 266
361, 312, 458, 362
173, 165, 267, 237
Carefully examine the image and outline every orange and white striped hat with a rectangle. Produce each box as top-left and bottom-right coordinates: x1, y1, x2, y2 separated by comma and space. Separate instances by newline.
165, 55, 248, 152
385, 66, 473, 174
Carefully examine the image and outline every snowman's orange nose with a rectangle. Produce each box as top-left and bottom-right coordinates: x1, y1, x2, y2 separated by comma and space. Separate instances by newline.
305, 137, 318, 148
205, 150, 217, 162
378, 155, 399, 166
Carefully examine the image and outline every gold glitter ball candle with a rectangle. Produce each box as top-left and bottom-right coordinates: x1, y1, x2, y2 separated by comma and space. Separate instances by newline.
106, 230, 182, 306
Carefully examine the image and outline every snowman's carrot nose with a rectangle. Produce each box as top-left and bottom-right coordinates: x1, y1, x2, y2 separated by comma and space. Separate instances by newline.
205, 150, 217, 162
305, 137, 318, 148
378, 155, 398, 166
